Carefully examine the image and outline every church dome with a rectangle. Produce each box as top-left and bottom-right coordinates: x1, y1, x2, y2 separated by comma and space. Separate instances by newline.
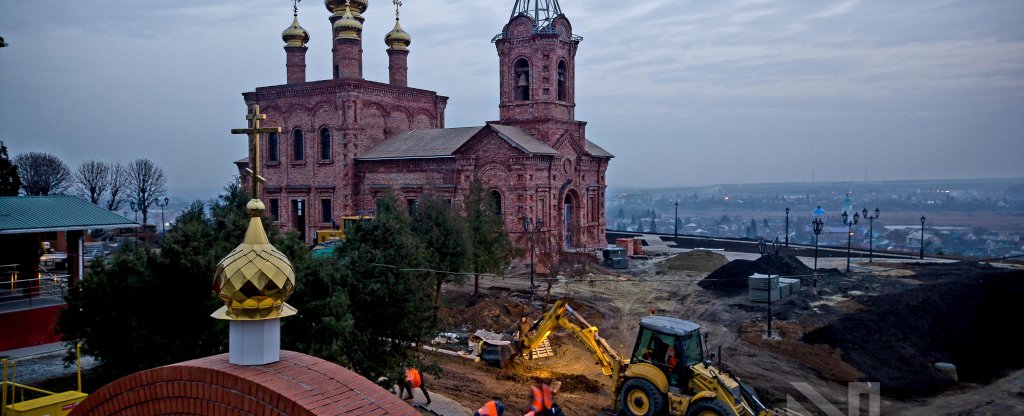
326, 0, 367, 20
282, 16, 310, 48
385, 19, 411, 51
212, 199, 297, 320
334, 7, 363, 40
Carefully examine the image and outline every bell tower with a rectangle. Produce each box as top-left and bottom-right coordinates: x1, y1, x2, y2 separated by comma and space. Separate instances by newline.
494, 0, 580, 130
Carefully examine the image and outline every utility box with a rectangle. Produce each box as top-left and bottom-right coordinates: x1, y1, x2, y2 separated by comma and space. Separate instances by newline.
5, 391, 87, 416
602, 247, 629, 269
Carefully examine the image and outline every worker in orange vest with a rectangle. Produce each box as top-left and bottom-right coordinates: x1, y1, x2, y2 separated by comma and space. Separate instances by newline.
399, 367, 431, 406
525, 384, 563, 416
474, 398, 505, 416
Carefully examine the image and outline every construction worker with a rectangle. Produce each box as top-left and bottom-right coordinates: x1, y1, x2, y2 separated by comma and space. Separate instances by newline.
399, 367, 431, 406
526, 383, 563, 416
474, 398, 505, 416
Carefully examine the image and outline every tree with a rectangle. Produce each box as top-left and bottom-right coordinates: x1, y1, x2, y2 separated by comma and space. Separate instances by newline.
126, 158, 167, 225
74, 160, 111, 205
412, 193, 471, 306
649, 217, 658, 233
313, 190, 436, 383
106, 162, 128, 212
464, 178, 515, 296
14, 152, 71, 195
750, 218, 758, 237
0, 141, 20, 196
763, 218, 769, 229
617, 206, 624, 220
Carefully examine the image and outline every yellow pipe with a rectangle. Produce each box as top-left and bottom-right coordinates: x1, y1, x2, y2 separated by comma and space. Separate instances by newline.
76, 343, 82, 392
3, 358, 8, 416
4, 382, 56, 396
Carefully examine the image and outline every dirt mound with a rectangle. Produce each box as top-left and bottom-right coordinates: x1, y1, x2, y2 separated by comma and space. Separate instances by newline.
699, 254, 813, 294
803, 269, 1024, 398
444, 297, 539, 333
661, 250, 729, 273
497, 369, 603, 394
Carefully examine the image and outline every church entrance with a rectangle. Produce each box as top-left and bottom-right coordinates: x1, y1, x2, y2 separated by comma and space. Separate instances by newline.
291, 199, 306, 242
563, 193, 574, 249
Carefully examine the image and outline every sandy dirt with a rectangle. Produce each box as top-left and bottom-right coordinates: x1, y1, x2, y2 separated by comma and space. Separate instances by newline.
424, 254, 1024, 415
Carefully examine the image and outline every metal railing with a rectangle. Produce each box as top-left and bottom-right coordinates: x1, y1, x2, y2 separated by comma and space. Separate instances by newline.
0, 265, 68, 310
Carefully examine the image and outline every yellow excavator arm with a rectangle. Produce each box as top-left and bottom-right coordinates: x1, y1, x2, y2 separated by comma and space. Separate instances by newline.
522, 299, 623, 376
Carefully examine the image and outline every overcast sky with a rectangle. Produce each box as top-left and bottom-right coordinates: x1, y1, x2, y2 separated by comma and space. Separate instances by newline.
1, 0, 1022, 199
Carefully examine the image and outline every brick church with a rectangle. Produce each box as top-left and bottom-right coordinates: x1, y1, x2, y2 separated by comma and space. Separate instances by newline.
236, 0, 612, 255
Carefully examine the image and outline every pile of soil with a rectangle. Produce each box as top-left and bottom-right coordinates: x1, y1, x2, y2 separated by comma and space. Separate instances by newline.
699, 254, 813, 294
445, 297, 539, 333
803, 269, 1024, 398
497, 369, 603, 394
660, 250, 729, 273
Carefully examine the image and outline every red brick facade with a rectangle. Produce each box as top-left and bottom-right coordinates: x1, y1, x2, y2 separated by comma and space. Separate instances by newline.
238, 4, 612, 255
70, 351, 418, 416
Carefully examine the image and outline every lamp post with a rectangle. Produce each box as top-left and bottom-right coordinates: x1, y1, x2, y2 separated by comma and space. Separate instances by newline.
861, 207, 880, 263
674, 202, 679, 238
784, 207, 790, 247
129, 201, 140, 244
156, 197, 170, 236
812, 205, 825, 289
523, 216, 544, 302
920, 215, 927, 259
841, 210, 860, 273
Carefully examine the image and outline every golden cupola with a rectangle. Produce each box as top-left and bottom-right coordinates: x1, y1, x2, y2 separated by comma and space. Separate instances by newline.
212, 199, 297, 320
385, 19, 411, 51
326, 0, 368, 22
282, 16, 310, 48
334, 6, 363, 40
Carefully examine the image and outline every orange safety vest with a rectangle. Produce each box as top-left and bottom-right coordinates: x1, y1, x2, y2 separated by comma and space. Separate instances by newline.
531, 384, 553, 412
405, 368, 422, 389
477, 400, 500, 416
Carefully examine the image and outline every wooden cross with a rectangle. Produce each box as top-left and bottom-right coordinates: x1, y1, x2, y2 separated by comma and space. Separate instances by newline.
231, 104, 281, 198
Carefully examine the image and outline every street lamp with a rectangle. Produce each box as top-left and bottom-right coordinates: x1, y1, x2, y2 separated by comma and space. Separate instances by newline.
156, 197, 170, 236
784, 207, 790, 247
811, 205, 825, 288
129, 201, 140, 244
861, 208, 880, 263
841, 210, 860, 273
920, 215, 927, 259
674, 202, 679, 238
523, 216, 544, 302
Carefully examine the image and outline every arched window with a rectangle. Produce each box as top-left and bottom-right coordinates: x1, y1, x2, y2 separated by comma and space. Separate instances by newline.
514, 58, 530, 101
293, 129, 304, 161
557, 60, 567, 101
268, 132, 279, 162
319, 128, 331, 161
489, 190, 503, 216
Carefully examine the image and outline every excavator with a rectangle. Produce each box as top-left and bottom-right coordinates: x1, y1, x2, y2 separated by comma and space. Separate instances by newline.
499, 298, 771, 416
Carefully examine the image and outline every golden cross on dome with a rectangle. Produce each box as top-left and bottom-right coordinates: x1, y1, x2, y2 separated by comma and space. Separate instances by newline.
230, 105, 281, 198
292, 0, 301, 16
393, 0, 403, 19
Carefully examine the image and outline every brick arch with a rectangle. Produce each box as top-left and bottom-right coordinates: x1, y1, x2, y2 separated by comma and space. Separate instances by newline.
70, 351, 417, 416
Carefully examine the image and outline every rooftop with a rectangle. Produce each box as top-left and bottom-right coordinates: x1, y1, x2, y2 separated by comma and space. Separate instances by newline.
0, 195, 137, 234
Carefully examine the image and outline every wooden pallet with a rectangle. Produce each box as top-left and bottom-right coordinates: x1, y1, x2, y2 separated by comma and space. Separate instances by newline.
528, 339, 554, 359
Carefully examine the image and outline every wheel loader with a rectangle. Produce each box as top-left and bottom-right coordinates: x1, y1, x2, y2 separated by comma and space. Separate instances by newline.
485, 298, 770, 416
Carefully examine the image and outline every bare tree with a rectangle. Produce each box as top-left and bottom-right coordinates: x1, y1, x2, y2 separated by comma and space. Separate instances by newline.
106, 162, 128, 212
126, 158, 167, 225
75, 160, 111, 204
14, 152, 72, 195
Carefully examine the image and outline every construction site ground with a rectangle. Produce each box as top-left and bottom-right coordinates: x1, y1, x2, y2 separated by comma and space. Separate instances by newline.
424, 245, 1024, 415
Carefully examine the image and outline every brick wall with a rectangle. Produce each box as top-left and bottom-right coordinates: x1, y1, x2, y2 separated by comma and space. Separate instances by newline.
70, 351, 418, 416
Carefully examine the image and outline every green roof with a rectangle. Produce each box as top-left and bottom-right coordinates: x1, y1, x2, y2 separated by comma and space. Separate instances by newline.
0, 195, 138, 234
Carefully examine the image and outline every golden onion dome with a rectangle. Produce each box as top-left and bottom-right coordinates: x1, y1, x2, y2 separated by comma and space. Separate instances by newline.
282, 16, 310, 48
385, 19, 411, 51
326, 0, 367, 20
211, 199, 297, 321
333, 7, 363, 40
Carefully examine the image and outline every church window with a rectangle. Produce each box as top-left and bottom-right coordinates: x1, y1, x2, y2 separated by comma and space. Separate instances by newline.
270, 199, 280, 222
321, 199, 332, 223
557, 60, 567, 101
268, 132, 279, 162
407, 198, 419, 216
490, 190, 503, 216
293, 129, 304, 161
320, 128, 331, 161
514, 58, 530, 101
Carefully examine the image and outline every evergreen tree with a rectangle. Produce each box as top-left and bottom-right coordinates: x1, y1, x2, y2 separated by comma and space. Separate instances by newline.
464, 178, 514, 296
750, 218, 758, 236
617, 206, 625, 220
412, 192, 471, 305
0, 141, 20, 196
763, 218, 769, 229
649, 217, 658, 233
